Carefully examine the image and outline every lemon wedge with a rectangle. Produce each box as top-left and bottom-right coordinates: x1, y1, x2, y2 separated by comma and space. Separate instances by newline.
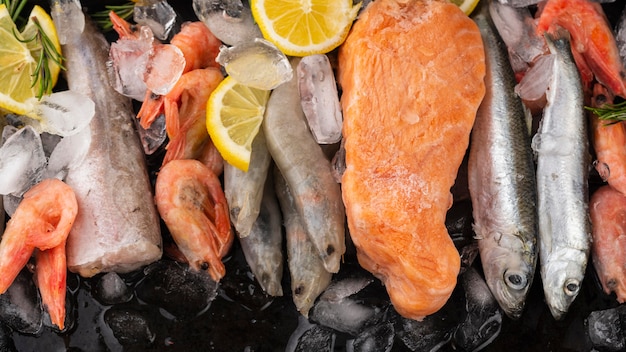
451, 0, 480, 15
0, 5, 38, 116
251, 0, 360, 56
20, 5, 63, 90
206, 76, 270, 172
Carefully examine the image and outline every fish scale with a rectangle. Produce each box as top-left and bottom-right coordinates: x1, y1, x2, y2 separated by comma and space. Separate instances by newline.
469, 0, 538, 320
533, 30, 591, 321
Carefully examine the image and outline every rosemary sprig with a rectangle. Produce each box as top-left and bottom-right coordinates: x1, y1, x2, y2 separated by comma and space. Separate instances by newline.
1, 0, 27, 22
585, 101, 626, 125
92, 2, 135, 32
17, 17, 65, 99
3, 0, 66, 100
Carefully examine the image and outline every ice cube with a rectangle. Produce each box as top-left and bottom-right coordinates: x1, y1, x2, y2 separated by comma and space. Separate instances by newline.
134, 0, 179, 41
104, 306, 156, 347
490, 1, 546, 74
44, 126, 91, 181
0, 269, 43, 335
135, 261, 218, 319
217, 38, 293, 90
586, 306, 626, 351
0, 125, 46, 197
3, 195, 20, 218
350, 322, 395, 352
28, 90, 96, 137
39, 132, 62, 158
94, 273, 133, 305
286, 316, 336, 352
108, 29, 154, 101
310, 277, 383, 336
193, 0, 262, 46
143, 44, 186, 95
50, 0, 85, 45
297, 55, 343, 144
452, 267, 503, 352
134, 113, 166, 155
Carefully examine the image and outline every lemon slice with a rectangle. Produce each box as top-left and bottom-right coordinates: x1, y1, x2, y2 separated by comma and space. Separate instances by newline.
450, 0, 480, 15
0, 4, 15, 31
206, 76, 270, 172
251, 0, 360, 56
20, 5, 63, 92
0, 10, 38, 115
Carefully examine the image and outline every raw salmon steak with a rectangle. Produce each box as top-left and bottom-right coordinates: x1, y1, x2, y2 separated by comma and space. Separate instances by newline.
338, 0, 486, 320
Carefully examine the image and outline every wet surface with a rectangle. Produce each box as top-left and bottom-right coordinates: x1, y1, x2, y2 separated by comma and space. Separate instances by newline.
5, 0, 626, 351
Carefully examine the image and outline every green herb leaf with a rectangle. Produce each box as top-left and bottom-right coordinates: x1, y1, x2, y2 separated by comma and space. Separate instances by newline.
17, 17, 65, 99
585, 101, 626, 125
91, 2, 135, 32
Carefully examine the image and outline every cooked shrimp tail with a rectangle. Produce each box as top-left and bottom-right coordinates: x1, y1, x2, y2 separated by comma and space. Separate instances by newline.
137, 91, 165, 129
155, 159, 233, 281
109, 10, 136, 39
36, 243, 68, 330
0, 179, 77, 294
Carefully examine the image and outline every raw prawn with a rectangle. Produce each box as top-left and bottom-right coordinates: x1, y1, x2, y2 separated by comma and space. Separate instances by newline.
338, 0, 485, 320
537, 0, 626, 97
589, 84, 626, 196
590, 185, 626, 303
155, 159, 233, 281
0, 179, 78, 330
275, 170, 331, 317
263, 58, 346, 274
160, 68, 224, 171
136, 20, 222, 128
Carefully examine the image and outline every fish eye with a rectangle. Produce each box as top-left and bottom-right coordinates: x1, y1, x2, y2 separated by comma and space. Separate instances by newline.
564, 279, 580, 296
504, 270, 527, 291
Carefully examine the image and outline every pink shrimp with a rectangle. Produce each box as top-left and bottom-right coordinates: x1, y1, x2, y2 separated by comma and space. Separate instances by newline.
0, 179, 77, 329
589, 84, 626, 196
137, 22, 222, 128
161, 67, 224, 174
590, 185, 626, 303
36, 243, 68, 330
537, 0, 626, 97
155, 159, 233, 281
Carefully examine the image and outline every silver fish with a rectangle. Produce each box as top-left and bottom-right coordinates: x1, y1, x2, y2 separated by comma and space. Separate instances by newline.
533, 30, 591, 320
263, 57, 345, 273
469, 0, 538, 320
239, 174, 284, 297
274, 170, 331, 317
51, 1, 162, 277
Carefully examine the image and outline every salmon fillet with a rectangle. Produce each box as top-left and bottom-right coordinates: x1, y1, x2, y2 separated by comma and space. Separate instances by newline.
338, 0, 485, 320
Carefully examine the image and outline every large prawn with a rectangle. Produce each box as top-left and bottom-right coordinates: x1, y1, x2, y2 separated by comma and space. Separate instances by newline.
159, 67, 224, 172
536, 0, 626, 97
155, 159, 233, 281
132, 18, 222, 129
0, 179, 78, 330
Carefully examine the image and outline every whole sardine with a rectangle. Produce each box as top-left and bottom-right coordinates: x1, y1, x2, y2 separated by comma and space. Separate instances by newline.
533, 30, 591, 320
469, 0, 538, 320
51, 0, 162, 277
